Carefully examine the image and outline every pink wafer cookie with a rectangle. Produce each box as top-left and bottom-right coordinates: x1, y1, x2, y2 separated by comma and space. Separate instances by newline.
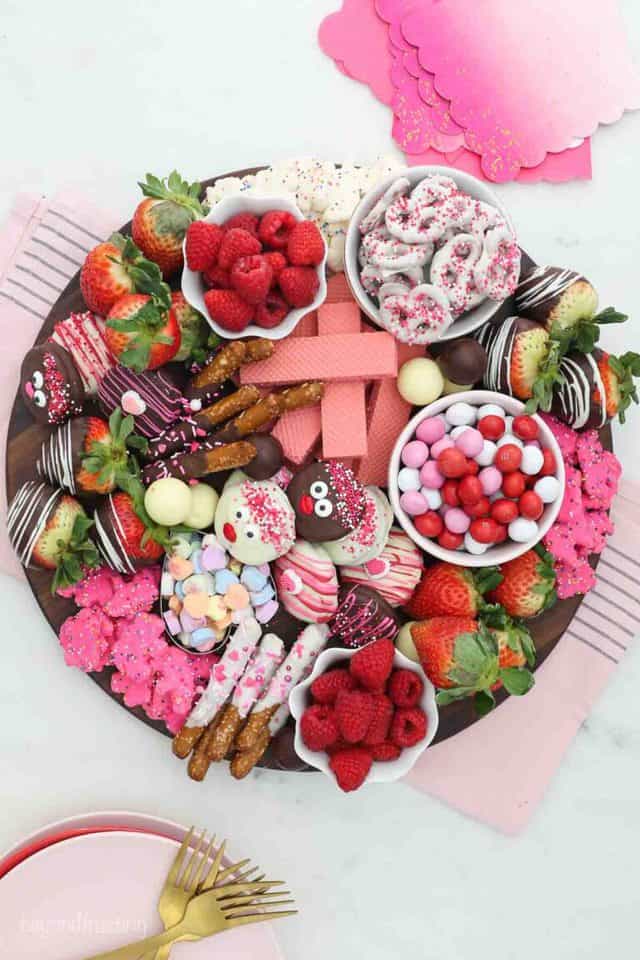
271, 310, 321, 465
318, 302, 368, 458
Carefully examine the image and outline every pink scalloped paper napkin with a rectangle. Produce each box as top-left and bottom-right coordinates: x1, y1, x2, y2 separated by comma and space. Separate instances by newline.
405, 477, 640, 833
400, 0, 640, 181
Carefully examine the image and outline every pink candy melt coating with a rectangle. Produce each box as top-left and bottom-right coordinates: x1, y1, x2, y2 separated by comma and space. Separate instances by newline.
401, 440, 429, 468
400, 490, 428, 515
479, 466, 502, 495
430, 435, 454, 459
416, 416, 446, 445
419, 460, 444, 489
455, 427, 484, 458
444, 507, 471, 534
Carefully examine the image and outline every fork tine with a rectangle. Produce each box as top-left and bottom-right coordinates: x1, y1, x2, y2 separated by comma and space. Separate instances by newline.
181, 829, 206, 890
220, 893, 292, 909
189, 833, 216, 893
225, 910, 297, 927
202, 838, 226, 890
215, 858, 251, 885
226, 900, 296, 914
215, 881, 283, 897
166, 827, 194, 885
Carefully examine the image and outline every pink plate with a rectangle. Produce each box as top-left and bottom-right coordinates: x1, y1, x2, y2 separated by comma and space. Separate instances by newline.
0, 830, 283, 959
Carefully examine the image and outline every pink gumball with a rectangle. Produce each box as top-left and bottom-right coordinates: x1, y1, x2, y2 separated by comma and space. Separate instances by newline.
399, 490, 428, 516
455, 427, 484, 458
416, 416, 446, 445
401, 440, 429, 469
419, 460, 445, 489
478, 465, 502, 496
430, 436, 454, 459
444, 507, 471, 534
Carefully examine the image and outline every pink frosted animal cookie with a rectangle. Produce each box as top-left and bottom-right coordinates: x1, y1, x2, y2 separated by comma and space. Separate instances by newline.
576, 432, 622, 509
378, 282, 453, 344
144, 646, 217, 734
540, 413, 578, 460
557, 465, 585, 526
110, 613, 168, 687
554, 558, 597, 600
58, 566, 117, 608
103, 566, 161, 619
543, 524, 579, 565
59, 607, 115, 672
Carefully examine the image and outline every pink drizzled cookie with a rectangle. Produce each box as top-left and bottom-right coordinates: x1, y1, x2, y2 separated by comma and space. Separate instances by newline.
321, 486, 393, 566
98, 365, 187, 439
339, 527, 423, 607
230, 633, 285, 718
50, 311, 114, 395
378, 282, 453, 344
273, 540, 339, 623
59, 607, 115, 672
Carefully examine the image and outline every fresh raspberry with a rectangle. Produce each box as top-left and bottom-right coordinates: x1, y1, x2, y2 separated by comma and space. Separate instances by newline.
279, 266, 319, 308
255, 291, 289, 329
230, 254, 273, 304
263, 251, 288, 287
325, 737, 351, 756
388, 669, 424, 709
223, 213, 259, 236
203, 289, 254, 333
349, 638, 395, 692
287, 220, 325, 266
329, 747, 372, 792
369, 740, 401, 762
335, 689, 375, 744
390, 707, 427, 748
299, 704, 338, 752
258, 210, 297, 250
217, 228, 262, 271
202, 263, 231, 289
311, 668, 356, 705
185, 221, 224, 271
362, 692, 393, 746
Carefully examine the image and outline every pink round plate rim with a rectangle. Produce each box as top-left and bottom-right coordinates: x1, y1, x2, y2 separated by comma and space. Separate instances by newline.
0, 828, 283, 959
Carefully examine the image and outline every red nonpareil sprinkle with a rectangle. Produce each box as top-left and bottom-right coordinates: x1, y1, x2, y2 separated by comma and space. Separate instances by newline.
242, 481, 295, 550
324, 461, 365, 530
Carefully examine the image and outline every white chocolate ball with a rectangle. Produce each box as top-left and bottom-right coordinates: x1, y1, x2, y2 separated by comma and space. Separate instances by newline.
477, 403, 505, 420
398, 467, 422, 492
508, 517, 539, 542
397, 358, 444, 406
520, 445, 545, 476
476, 439, 497, 466
464, 532, 488, 555
396, 621, 419, 662
144, 478, 192, 526
496, 433, 524, 450
534, 475, 561, 503
184, 482, 219, 530
442, 377, 472, 395
445, 401, 477, 427
422, 487, 443, 510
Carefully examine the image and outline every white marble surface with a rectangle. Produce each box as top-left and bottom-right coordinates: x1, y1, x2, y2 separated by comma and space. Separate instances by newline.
1, 1, 640, 957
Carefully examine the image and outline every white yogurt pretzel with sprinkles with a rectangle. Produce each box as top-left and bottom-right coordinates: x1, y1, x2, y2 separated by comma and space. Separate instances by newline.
473, 225, 521, 302
430, 232, 485, 317
378, 283, 454, 344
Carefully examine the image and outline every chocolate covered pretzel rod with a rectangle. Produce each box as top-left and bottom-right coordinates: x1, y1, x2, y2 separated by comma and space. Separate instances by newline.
207, 633, 285, 763
230, 702, 290, 780
186, 339, 274, 401
215, 382, 325, 442
234, 623, 329, 752
142, 439, 256, 485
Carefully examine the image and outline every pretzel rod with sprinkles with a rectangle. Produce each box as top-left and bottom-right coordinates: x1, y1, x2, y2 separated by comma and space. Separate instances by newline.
142, 439, 256, 484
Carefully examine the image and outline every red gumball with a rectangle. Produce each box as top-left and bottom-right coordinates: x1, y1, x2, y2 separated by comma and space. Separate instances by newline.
513, 415, 539, 441
458, 475, 483, 505
493, 523, 509, 543
478, 415, 505, 440
438, 530, 464, 550
414, 511, 444, 538
437, 447, 468, 478
442, 479, 461, 507
540, 448, 557, 476
519, 490, 544, 520
465, 459, 480, 476
494, 443, 523, 473
490, 498, 519, 525
501, 470, 526, 498
463, 495, 491, 518
469, 518, 499, 544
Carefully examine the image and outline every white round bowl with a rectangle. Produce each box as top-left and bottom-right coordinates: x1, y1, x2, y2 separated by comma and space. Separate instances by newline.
181, 193, 328, 341
388, 389, 566, 568
289, 645, 438, 787
344, 165, 517, 342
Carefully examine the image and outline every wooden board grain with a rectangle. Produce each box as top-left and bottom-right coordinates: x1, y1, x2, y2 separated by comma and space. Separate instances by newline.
5, 167, 611, 767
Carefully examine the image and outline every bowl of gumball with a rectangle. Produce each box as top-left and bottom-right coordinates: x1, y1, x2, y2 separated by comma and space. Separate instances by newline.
289, 638, 439, 792
388, 390, 565, 567
181, 194, 328, 340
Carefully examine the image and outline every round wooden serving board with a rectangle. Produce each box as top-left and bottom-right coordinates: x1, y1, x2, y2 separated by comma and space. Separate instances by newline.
5, 166, 611, 769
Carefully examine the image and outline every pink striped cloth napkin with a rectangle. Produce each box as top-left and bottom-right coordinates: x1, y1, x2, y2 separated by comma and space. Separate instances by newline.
1, 191, 637, 832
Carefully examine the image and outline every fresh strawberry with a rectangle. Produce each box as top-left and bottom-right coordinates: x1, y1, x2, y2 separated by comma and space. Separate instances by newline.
488, 546, 556, 619
202, 264, 231, 289
299, 704, 339, 752
170, 291, 208, 362
362, 692, 393, 746
593, 348, 640, 423
132, 171, 206, 277
27, 490, 100, 592
184, 221, 224, 271
258, 210, 297, 250
263, 251, 287, 286
310, 668, 356, 705
388, 669, 424, 709
279, 266, 319, 308
203, 289, 254, 333
107, 491, 164, 562
368, 741, 401, 762
328, 747, 372, 792
106, 292, 181, 372
405, 562, 500, 619
230, 254, 273, 304
254, 291, 289, 329
217, 228, 262, 271
223, 213, 259, 236
349, 638, 395, 692
390, 707, 427, 748
80, 234, 162, 316
335, 689, 375, 743
482, 606, 536, 692
287, 220, 325, 266
510, 320, 550, 400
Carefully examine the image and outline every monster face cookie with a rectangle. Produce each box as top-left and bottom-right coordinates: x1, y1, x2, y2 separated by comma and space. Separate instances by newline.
215, 470, 296, 565
286, 460, 366, 543
21, 342, 85, 425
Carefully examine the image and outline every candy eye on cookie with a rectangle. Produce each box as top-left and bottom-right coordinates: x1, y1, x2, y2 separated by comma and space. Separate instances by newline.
33, 389, 47, 408
314, 498, 333, 518
32, 370, 44, 389
310, 480, 328, 499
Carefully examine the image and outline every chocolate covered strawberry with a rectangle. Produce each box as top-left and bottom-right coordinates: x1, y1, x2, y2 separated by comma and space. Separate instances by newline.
405, 562, 501, 619
94, 490, 164, 574
80, 233, 163, 316
132, 171, 206, 277
106, 291, 181, 371
478, 316, 551, 403
489, 546, 556, 619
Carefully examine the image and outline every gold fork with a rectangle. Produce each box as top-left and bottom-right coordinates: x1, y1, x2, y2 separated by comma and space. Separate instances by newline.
83, 881, 297, 960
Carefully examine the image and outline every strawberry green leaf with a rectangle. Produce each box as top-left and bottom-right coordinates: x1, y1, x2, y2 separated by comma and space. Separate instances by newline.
138, 170, 205, 218
499, 668, 535, 697
593, 306, 628, 325
119, 345, 151, 373
474, 566, 503, 595
474, 689, 496, 717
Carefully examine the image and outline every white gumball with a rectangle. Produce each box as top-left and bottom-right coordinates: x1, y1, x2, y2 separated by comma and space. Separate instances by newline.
476, 439, 497, 466
398, 467, 422, 492
422, 487, 443, 510
184, 482, 219, 529
534, 475, 561, 503
464, 532, 488, 555
508, 517, 539, 542
144, 478, 192, 526
504, 416, 514, 433
520, 445, 545, 476
496, 434, 524, 450
445, 401, 477, 427
477, 403, 505, 420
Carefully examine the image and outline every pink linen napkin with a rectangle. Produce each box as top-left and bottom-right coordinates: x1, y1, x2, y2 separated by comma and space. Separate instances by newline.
0, 192, 122, 579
